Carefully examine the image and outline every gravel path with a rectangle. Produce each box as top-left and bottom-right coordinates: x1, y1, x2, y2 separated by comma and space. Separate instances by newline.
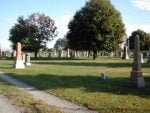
0, 72, 98, 113
0, 94, 23, 113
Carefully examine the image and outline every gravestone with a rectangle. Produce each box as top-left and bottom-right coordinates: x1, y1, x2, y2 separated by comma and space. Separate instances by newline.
74, 51, 77, 58
120, 52, 123, 58
140, 53, 144, 63
54, 50, 57, 56
122, 46, 129, 59
110, 52, 114, 57
48, 52, 52, 58
22, 53, 26, 64
58, 50, 61, 58
25, 53, 31, 66
130, 35, 145, 88
67, 48, 70, 58
147, 48, 150, 63
14, 42, 25, 69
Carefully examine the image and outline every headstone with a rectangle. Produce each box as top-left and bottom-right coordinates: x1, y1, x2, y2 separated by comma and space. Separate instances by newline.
58, 50, 61, 58
130, 35, 145, 88
110, 52, 114, 57
14, 42, 25, 69
22, 53, 26, 64
77, 51, 80, 57
67, 48, 70, 58
54, 50, 57, 56
25, 53, 31, 66
39, 52, 42, 57
48, 52, 51, 58
74, 51, 77, 58
61, 50, 64, 57
147, 48, 150, 63
122, 46, 129, 59
120, 52, 123, 58
140, 53, 144, 63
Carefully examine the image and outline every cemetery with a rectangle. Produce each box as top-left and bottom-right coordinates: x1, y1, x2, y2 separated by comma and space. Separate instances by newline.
0, 0, 150, 113
0, 42, 149, 113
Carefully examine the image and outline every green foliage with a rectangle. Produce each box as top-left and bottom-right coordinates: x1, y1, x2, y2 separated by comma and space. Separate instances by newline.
54, 37, 68, 50
129, 29, 150, 50
9, 17, 28, 50
67, 0, 125, 59
9, 13, 57, 57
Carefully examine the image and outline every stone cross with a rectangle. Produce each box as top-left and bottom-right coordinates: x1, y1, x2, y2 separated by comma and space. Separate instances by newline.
14, 42, 25, 69
130, 35, 145, 88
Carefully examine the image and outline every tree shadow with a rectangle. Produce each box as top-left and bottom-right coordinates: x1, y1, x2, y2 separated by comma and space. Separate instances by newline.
31, 57, 89, 60
33, 61, 132, 68
7, 73, 150, 98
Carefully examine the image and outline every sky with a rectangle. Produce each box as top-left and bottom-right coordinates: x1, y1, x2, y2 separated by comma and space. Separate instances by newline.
0, 0, 150, 50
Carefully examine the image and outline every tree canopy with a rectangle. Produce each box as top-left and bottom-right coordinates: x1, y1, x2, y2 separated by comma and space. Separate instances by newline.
67, 0, 125, 59
9, 13, 57, 58
54, 37, 68, 50
129, 29, 150, 50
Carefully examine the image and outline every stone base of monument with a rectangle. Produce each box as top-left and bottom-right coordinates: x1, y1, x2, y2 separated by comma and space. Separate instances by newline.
25, 62, 31, 66
130, 72, 145, 88
14, 60, 25, 69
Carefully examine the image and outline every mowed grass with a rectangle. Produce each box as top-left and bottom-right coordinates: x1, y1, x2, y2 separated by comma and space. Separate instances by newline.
0, 56, 150, 113
0, 78, 61, 113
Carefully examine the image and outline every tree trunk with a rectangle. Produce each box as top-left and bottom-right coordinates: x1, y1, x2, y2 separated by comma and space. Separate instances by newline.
88, 50, 90, 58
93, 49, 97, 60
35, 51, 38, 59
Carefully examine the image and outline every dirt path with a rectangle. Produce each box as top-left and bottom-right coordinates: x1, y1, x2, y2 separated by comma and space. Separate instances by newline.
0, 72, 98, 113
0, 94, 23, 113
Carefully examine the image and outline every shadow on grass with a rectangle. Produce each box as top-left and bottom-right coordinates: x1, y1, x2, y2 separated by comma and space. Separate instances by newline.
31, 57, 89, 60
33, 61, 133, 68
7, 73, 150, 98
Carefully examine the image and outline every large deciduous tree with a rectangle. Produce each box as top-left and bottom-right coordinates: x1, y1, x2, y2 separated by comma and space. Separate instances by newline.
9, 13, 57, 58
67, 0, 125, 59
129, 29, 150, 50
54, 37, 68, 50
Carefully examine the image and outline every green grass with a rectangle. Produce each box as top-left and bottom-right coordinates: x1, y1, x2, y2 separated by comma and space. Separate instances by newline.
0, 79, 61, 113
0, 56, 150, 113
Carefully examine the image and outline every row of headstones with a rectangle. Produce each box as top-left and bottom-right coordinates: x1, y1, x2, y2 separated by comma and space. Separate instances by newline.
122, 45, 150, 63
40, 48, 150, 63
13, 42, 31, 69
0, 51, 8, 57
43, 49, 91, 58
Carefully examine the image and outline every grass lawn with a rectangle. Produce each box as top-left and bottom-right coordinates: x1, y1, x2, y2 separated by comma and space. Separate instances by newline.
0, 78, 61, 113
0, 56, 150, 113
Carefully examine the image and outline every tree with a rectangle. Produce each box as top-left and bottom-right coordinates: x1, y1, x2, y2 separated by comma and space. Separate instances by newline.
9, 17, 29, 50
67, 0, 125, 59
129, 29, 150, 50
9, 13, 57, 58
54, 37, 68, 50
